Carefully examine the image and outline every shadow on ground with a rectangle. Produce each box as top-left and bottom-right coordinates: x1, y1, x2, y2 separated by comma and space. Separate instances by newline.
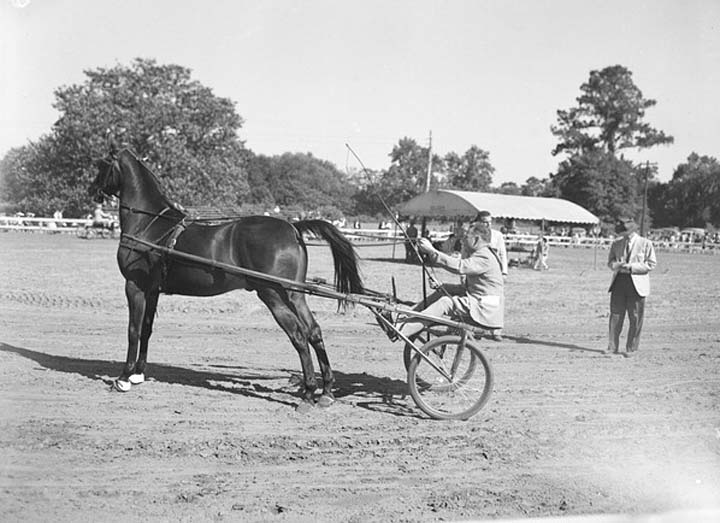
1, 342, 415, 417
503, 335, 603, 353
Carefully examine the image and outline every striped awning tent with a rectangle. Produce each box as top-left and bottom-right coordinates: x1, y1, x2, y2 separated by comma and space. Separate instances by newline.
398, 190, 599, 224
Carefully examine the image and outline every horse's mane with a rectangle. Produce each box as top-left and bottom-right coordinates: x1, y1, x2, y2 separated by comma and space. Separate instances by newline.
118, 148, 186, 216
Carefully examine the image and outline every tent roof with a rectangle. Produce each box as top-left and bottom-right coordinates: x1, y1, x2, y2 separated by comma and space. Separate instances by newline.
399, 190, 599, 224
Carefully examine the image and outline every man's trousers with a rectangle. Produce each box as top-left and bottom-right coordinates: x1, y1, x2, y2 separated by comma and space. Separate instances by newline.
608, 273, 645, 353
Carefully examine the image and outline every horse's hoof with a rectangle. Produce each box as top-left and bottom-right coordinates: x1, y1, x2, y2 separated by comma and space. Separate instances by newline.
128, 373, 145, 385
316, 395, 335, 408
295, 401, 315, 414
114, 379, 132, 392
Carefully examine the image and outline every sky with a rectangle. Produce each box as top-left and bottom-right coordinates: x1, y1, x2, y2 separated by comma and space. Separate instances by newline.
1, 0, 719, 186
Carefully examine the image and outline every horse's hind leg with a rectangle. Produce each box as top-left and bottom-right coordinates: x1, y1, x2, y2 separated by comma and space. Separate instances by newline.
257, 287, 316, 409
291, 292, 335, 407
129, 288, 160, 385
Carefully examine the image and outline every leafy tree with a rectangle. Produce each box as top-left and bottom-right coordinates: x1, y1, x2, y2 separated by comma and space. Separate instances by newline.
649, 153, 720, 228
521, 176, 556, 197
349, 166, 386, 216
245, 152, 275, 206
551, 65, 673, 156
1, 58, 250, 216
0, 139, 84, 216
551, 150, 638, 223
0, 146, 33, 211
550, 65, 673, 223
374, 137, 442, 208
260, 152, 355, 216
496, 182, 521, 195
441, 145, 494, 191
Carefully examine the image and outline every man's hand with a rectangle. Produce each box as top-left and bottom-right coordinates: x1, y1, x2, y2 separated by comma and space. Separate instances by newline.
417, 237, 435, 254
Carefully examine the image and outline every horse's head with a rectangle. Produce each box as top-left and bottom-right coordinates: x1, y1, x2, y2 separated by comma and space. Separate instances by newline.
89, 152, 122, 203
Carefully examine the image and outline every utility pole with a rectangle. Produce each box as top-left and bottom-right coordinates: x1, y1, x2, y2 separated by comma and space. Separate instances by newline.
425, 130, 432, 193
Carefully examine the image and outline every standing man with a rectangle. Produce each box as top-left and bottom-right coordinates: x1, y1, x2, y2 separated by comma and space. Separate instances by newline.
472, 211, 507, 340
606, 217, 657, 357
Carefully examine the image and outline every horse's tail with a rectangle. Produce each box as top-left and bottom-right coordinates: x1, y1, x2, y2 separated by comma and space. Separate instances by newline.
293, 220, 364, 295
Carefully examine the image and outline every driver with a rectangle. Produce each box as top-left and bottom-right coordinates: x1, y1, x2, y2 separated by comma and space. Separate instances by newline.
398, 225, 504, 339
91, 203, 116, 231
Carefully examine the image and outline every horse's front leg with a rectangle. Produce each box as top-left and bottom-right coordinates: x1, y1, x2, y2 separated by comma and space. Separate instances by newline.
115, 280, 146, 392
128, 288, 160, 386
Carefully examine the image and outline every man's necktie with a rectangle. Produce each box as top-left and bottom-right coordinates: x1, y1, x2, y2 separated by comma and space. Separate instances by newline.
624, 238, 631, 262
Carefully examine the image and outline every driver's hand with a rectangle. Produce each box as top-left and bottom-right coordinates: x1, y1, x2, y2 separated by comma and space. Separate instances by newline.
417, 237, 434, 254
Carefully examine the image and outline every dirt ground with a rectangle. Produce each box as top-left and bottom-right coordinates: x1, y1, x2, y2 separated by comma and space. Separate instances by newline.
1, 231, 719, 522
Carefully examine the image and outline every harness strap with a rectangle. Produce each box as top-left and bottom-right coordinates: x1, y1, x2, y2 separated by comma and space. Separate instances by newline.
158, 218, 188, 292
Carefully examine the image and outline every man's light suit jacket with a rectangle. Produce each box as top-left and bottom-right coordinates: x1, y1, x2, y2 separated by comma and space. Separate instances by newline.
607, 233, 657, 297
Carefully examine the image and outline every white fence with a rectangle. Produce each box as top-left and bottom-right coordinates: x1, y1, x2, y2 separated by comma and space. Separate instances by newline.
335, 228, 719, 253
1, 217, 717, 253
0, 216, 92, 233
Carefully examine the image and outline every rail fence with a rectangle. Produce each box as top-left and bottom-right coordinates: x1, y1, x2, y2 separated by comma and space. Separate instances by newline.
1, 217, 717, 253
336, 228, 720, 254
0, 216, 92, 233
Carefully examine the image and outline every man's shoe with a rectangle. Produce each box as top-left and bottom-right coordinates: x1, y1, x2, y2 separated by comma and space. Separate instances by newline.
375, 311, 398, 342
623, 351, 634, 358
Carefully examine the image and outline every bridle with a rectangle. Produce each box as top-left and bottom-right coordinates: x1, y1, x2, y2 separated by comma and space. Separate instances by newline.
93, 151, 188, 254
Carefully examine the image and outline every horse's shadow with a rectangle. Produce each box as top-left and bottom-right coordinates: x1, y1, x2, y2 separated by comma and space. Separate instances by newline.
0, 342, 415, 417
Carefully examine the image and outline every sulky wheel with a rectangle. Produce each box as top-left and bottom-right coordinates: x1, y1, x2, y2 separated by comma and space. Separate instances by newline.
402, 325, 449, 372
407, 335, 493, 420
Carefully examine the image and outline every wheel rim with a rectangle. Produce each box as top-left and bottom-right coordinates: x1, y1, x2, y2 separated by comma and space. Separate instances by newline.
408, 336, 493, 420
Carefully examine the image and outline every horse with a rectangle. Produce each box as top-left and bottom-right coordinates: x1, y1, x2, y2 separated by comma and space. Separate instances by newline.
88, 146, 364, 410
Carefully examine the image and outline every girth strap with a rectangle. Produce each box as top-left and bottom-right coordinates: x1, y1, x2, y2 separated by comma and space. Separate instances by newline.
159, 218, 188, 292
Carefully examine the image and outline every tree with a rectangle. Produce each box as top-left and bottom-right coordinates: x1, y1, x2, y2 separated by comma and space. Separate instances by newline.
551, 65, 673, 156
348, 166, 385, 217
521, 176, 556, 197
260, 152, 355, 216
245, 152, 276, 207
551, 150, 638, 224
0, 146, 34, 211
376, 137, 441, 208
496, 182, 521, 195
550, 65, 673, 223
649, 153, 720, 228
1, 58, 250, 216
349, 138, 496, 216
441, 145, 494, 191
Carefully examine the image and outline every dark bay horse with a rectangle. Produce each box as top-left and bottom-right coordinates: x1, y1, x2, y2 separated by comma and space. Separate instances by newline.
88, 147, 364, 410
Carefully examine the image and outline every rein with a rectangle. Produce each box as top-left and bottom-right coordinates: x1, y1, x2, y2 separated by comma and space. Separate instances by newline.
118, 205, 188, 292
345, 143, 448, 304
